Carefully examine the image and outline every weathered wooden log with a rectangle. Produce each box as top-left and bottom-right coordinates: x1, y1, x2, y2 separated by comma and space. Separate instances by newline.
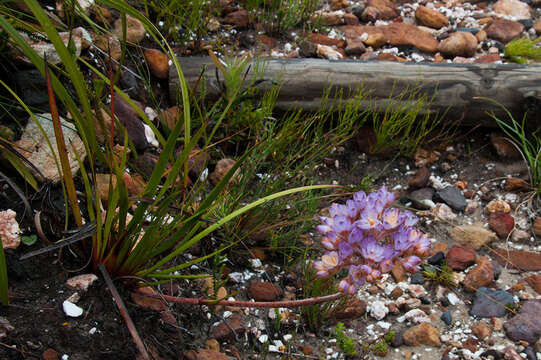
169, 57, 541, 127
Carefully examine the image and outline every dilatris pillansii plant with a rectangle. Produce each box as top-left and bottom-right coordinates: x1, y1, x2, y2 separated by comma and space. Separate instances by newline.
314, 186, 431, 294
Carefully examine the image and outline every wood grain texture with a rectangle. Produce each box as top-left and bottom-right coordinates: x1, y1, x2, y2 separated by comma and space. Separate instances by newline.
169, 57, 541, 126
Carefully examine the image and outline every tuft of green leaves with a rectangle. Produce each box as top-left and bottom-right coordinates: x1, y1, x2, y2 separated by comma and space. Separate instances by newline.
504, 37, 541, 64
369, 85, 455, 156
423, 262, 456, 287
479, 97, 541, 194
242, 0, 319, 35
334, 322, 358, 356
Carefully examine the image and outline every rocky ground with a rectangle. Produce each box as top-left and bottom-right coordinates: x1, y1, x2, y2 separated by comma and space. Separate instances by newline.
215, 0, 541, 63
3, 127, 541, 359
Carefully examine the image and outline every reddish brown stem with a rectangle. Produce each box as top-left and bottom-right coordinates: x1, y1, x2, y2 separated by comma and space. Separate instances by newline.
99, 264, 149, 360
135, 288, 343, 308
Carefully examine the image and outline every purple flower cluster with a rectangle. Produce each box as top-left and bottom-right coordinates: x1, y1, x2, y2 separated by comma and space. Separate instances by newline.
313, 186, 430, 294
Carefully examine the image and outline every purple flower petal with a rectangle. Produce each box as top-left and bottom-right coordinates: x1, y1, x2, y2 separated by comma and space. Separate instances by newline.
338, 241, 353, 260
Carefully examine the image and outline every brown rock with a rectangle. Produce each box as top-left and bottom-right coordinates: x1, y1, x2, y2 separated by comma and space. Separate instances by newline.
489, 211, 515, 238
209, 158, 237, 185
223, 9, 249, 28
476, 30, 487, 42
463, 256, 494, 291
331, 0, 349, 10
438, 31, 478, 58
317, 11, 344, 26
403, 323, 441, 347
485, 19, 524, 44
143, 49, 169, 79
449, 224, 497, 250
345, 38, 366, 56
344, 13, 360, 25
486, 199, 511, 214
377, 53, 407, 61
93, 6, 113, 24
432, 242, 447, 255
391, 287, 404, 299
247, 282, 283, 301
42, 348, 59, 360
492, 317, 503, 331
205, 339, 220, 352
384, 23, 439, 53
475, 53, 501, 63
361, 6, 380, 22
533, 217, 541, 237
93, 34, 122, 60
158, 106, 181, 131
308, 33, 344, 47
212, 313, 245, 341
364, 32, 387, 48
493, 248, 541, 271
491, 133, 523, 159
461, 337, 479, 352
195, 349, 230, 360
409, 167, 430, 188
472, 321, 492, 340
392, 259, 406, 282
493, 0, 532, 19
414, 148, 440, 167
333, 297, 367, 319
446, 245, 476, 270
525, 275, 541, 294
342, 24, 438, 53
113, 15, 146, 44
365, 0, 398, 20
130, 287, 168, 312
415, 5, 449, 29
505, 177, 530, 191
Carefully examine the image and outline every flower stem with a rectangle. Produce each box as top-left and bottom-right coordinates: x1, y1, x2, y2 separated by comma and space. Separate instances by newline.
135, 288, 343, 308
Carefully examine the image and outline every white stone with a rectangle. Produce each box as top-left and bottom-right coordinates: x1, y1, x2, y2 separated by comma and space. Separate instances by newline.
143, 124, 159, 148
62, 300, 83, 317
228, 272, 244, 283
258, 334, 269, 343
316, 44, 343, 60
249, 258, 262, 268
447, 292, 460, 305
404, 309, 430, 323
66, 274, 98, 292
369, 300, 389, 320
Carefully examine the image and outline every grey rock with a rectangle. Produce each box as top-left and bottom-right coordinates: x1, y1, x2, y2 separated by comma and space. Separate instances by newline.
470, 287, 514, 318
14, 113, 86, 183
504, 300, 541, 344
441, 310, 452, 325
14, 70, 48, 108
408, 188, 435, 210
410, 272, 425, 285
435, 186, 467, 212
390, 330, 404, 347
524, 347, 536, 360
